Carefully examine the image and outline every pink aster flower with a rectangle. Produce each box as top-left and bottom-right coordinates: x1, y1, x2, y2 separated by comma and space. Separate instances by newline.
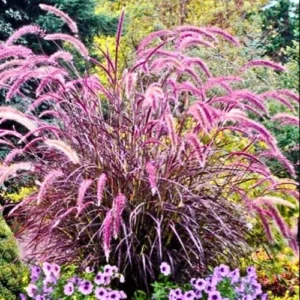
78, 280, 93, 295
94, 272, 105, 285
25, 284, 38, 298
160, 262, 171, 276
95, 287, 108, 299
42, 262, 52, 277
64, 282, 74, 296
208, 291, 222, 300
50, 263, 60, 278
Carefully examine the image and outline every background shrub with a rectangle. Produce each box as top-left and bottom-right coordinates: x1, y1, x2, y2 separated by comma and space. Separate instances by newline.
0, 212, 29, 300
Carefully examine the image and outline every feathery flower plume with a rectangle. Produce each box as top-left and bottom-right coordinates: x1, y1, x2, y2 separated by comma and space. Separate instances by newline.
44, 34, 88, 58
0, 45, 33, 60
97, 174, 107, 206
271, 113, 299, 126
254, 196, 296, 209
261, 91, 295, 111
0, 162, 33, 185
44, 139, 80, 164
112, 193, 126, 238
206, 27, 240, 46
222, 113, 278, 152
77, 179, 93, 208
277, 89, 299, 104
185, 133, 205, 167
5, 25, 44, 46
150, 57, 184, 72
259, 151, 296, 178
123, 70, 137, 99
165, 113, 178, 149
241, 60, 286, 72
0, 59, 25, 72
184, 57, 212, 78
178, 37, 215, 50
102, 210, 113, 262
3, 149, 23, 166
143, 84, 164, 109
233, 90, 267, 114
27, 94, 59, 113
37, 170, 64, 205
265, 203, 290, 239
50, 51, 73, 62
146, 161, 157, 195
254, 206, 273, 242
176, 26, 217, 41
36, 69, 68, 96
52, 207, 78, 229
0, 107, 37, 131
137, 30, 174, 52
39, 4, 78, 34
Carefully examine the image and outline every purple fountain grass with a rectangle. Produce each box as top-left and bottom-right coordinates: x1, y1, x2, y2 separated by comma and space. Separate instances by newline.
0, 7, 299, 292
39, 4, 78, 34
241, 59, 287, 72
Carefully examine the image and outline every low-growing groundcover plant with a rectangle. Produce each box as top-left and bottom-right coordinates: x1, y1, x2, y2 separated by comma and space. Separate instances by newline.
21, 262, 126, 299
0, 4, 299, 294
21, 262, 267, 299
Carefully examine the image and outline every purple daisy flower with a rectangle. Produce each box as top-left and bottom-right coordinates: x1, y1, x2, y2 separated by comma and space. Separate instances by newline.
103, 275, 111, 286
247, 266, 257, 278
69, 276, 82, 285
35, 296, 46, 300
195, 278, 206, 291
107, 291, 121, 300
94, 272, 105, 285
183, 290, 196, 299
261, 294, 268, 300
43, 275, 56, 294
50, 263, 60, 279
218, 264, 230, 277
229, 268, 240, 284
204, 284, 216, 294
160, 262, 171, 276
78, 280, 93, 295
25, 284, 38, 298
103, 265, 114, 277
169, 288, 183, 300
42, 262, 52, 277
64, 282, 74, 296
95, 287, 108, 299
190, 278, 197, 286
208, 291, 222, 300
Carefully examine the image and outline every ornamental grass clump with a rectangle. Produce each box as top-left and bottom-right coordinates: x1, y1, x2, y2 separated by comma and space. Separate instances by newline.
0, 5, 299, 292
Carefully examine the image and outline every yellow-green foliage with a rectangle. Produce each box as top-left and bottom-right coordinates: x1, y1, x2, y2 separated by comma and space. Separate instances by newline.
0, 215, 29, 300
1, 187, 36, 203
246, 247, 299, 299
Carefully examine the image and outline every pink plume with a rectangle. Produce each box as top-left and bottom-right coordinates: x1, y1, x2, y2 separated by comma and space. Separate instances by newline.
146, 162, 157, 195
37, 170, 64, 205
112, 193, 126, 239
44, 34, 88, 58
102, 210, 113, 262
241, 60, 286, 72
39, 4, 78, 34
97, 174, 107, 206
77, 179, 93, 208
